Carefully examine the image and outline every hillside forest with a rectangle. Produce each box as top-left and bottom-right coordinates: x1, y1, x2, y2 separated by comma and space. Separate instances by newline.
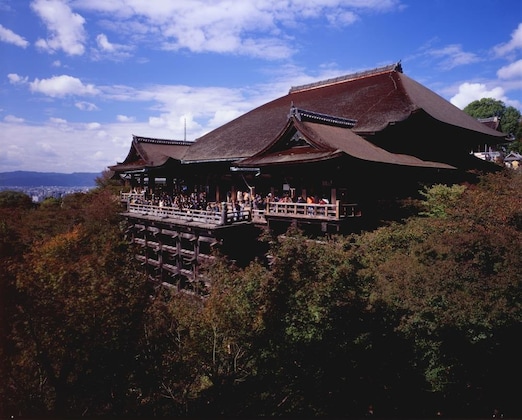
1, 169, 521, 418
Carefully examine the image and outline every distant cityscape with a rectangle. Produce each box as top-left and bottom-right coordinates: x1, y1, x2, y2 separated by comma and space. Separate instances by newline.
0, 185, 96, 203
0, 171, 100, 202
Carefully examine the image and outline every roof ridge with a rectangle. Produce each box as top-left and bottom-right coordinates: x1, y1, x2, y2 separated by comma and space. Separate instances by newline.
133, 135, 192, 146
477, 116, 500, 122
289, 62, 402, 94
290, 106, 357, 128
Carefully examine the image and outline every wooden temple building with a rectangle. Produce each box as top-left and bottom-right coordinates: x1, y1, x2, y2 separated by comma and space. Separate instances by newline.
109, 62, 506, 291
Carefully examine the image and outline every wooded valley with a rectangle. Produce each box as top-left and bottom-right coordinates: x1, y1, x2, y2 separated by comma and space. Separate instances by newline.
1, 170, 521, 418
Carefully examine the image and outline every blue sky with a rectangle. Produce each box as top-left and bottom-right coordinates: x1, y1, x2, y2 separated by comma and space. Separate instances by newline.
1, 0, 521, 173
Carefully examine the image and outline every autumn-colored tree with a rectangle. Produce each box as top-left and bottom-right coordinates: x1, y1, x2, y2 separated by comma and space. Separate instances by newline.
95, 169, 125, 195
234, 228, 383, 417
135, 255, 268, 416
3, 170, 521, 418
362, 169, 522, 417
3, 188, 150, 418
0, 190, 33, 209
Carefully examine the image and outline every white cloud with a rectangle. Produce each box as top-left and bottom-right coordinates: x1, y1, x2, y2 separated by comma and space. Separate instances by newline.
0, 118, 185, 172
497, 59, 522, 80
0, 24, 29, 47
29, 75, 99, 97
72, 0, 404, 59
85, 122, 101, 130
49, 117, 68, 125
31, 0, 87, 55
117, 114, 135, 122
4, 115, 25, 124
450, 82, 507, 109
96, 33, 127, 52
93, 33, 133, 60
38, 142, 59, 157
96, 33, 114, 51
0, 67, 338, 172
0, 143, 25, 169
75, 101, 99, 111
494, 22, 522, 57
326, 10, 358, 26
7, 73, 28, 85
428, 44, 481, 70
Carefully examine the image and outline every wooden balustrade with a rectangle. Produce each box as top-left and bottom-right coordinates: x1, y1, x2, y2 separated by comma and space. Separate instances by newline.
265, 200, 359, 220
121, 191, 145, 202
126, 202, 251, 225
126, 199, 359, 226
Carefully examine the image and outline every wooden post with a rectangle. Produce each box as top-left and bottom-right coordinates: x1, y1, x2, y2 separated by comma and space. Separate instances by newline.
166, 176, 174, 197
331, 188, 337, 204
220, 202, 227, 225
176, 230, 181, 279
193, 235, 198, 284
335, 200, 340, 219
157, 230, 163, 281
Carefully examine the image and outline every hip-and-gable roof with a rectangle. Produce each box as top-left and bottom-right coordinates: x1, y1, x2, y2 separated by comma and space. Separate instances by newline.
181, 62, 505, 164
109, 135, 192, 172
237, 107, 455, 169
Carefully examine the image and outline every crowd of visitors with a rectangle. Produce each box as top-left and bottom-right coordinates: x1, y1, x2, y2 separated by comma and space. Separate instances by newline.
124, 187, 336, 220
127, 188, 267, 212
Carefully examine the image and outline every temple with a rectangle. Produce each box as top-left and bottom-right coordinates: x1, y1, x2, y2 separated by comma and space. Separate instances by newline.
109, 62, 506, 292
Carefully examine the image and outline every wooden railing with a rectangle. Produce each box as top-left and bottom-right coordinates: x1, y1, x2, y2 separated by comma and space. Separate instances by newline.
265, 200, 360, 220
125, 198, 359, 226
121, 191, 145, 202
126, 202, 251, 225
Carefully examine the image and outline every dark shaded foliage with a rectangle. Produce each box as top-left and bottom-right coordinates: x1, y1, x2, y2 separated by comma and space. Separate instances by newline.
2, 170, 521, 418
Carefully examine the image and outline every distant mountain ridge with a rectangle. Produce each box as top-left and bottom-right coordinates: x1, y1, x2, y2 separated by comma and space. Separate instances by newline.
0, 171, 101, 187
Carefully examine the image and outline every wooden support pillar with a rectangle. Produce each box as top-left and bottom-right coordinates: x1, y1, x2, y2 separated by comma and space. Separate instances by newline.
166, 177, 174, 197
176, 230, 182, 278
331, 188, 337, 204
149, 175, 156, 197
193, 236, 199, 282
220, 202, 227, 225
157, 230, 163, 280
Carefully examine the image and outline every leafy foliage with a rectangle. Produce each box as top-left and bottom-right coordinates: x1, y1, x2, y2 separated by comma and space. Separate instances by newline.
2, 170, 521, 418
361, 171, 522, 416
463, 97, 522, 138
2, 187, 150, 417
418, 183, 466, 218
0, 190, 33, 209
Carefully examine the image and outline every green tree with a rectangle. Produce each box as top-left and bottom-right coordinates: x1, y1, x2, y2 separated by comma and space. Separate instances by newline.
3, 171, 521, 418
503, 105, 522, 140
419, 183, 466, 218
136, 256, 268, 416
363, 170, 522, 417
463, 98, 522, 138
3, 188, 150, 418
464, 98, 505, 119
240, 228, 407, 417
95, 169, 124, 195
0, 190, 33, 209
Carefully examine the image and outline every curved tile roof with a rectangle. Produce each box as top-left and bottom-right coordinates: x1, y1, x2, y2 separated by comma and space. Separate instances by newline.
182, 63, 504, 164
238, 115, 455, 169
109, 135, 192, 172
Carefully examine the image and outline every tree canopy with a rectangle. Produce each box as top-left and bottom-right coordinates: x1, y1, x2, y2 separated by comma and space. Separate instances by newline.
2, 170, 521, 418
463, 97, 522, 140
